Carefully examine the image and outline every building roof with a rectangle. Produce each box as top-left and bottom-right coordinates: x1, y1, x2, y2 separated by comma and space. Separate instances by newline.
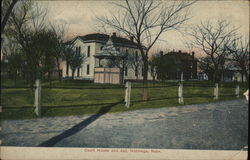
95, 38, 122, 58
161, 51, 197, 61
65, 33, 139, 48
225, 62, 242, 71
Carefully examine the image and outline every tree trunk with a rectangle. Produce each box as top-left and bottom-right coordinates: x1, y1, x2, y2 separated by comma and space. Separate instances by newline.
213, 66, 220, 83
135, 67, 138, 80
1, 0, 18, 33
221, 68, 225, 83
30, 71, 35, 90
241, 72, 243, 83
120, 60, 126, 85
14, 70, 17, 86
142, 59, 149, 101
242, 69, 249, 87
56, 58, 62, 82
25, 68, 29, 84
30, 65, 37, 89
66, 63, 69, 77
71, 69, 75, 80
48, 70, 52, 88
120, 67, 125, 85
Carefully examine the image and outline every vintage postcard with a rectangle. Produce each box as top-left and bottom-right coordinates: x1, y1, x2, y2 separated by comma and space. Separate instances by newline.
0, 0, 249, 159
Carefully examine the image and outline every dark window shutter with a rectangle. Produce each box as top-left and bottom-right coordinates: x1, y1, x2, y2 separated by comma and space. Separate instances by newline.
87, 46, 90, 57
87, 64, 90, 75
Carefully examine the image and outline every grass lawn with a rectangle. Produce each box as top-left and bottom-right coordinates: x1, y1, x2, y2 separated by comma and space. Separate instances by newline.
1, 79, 248, 120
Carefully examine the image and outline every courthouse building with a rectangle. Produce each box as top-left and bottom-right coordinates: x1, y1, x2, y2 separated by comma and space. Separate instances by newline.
62, 33, 152, 84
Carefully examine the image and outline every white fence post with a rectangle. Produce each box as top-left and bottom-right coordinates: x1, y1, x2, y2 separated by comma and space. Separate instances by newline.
178, 83, 184, 104
34, 79, 41, 116
180, 72, 184, 82
235, 85, 240, 98
125, 82, 131, 108
214, 83, 219, 100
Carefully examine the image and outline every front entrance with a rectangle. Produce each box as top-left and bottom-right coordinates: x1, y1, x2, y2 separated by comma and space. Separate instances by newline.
94, 68, 120, 84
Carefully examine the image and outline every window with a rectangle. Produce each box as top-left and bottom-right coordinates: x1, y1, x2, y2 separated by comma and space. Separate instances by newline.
76, 46, 81, 56
135, 51, 138, 60
78, 46, 81, 56
87, 46, 90, 57
87, 64, 90, 75
100, 46, 103, 50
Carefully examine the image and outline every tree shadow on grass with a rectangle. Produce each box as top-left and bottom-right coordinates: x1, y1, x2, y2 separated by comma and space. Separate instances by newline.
40, 101, 124, 115
38, 100, 123, 147
131, 96, 178, 103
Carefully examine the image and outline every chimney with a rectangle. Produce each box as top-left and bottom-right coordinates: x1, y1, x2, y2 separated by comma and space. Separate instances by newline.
130, 36, 134, 42
192, 51, 195, 58
160, 51, 163, 56
112, 32, 116, 37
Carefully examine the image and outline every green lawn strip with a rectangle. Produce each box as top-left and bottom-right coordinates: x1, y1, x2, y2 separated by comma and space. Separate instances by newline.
1, 80, 248, 120
42, 80, 125, 88
1, 79, 124, 89
1, 108, 37, 120
1, 78, 30, 88
1, 88, 34, 108
41, 88, 124, 106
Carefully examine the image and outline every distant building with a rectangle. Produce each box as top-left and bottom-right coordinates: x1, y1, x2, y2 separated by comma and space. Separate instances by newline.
62, 33, 152, 83
224, 63, 247, 82
157, 50, 198, 80
196, 61, 247, 82
197, 72, 208, 80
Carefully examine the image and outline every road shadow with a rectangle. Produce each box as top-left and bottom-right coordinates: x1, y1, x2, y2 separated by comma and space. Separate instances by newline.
38, 100, 123, 147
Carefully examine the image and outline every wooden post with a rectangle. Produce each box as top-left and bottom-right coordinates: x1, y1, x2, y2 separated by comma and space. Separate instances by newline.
235, 85, 240, 98
214, 83, 219, 100
34, 79, 41, 116
125, 82, 131, 108
180, 72, 184, 82
124, 82, 127, 103
178, 82, 184, 104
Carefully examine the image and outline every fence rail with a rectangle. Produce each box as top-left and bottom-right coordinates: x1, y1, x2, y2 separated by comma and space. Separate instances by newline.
2, 80, 244, 117
1, 83, 241, 89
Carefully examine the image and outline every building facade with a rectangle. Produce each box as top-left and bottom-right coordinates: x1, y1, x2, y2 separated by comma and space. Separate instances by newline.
223, 63, 247, 82
153, 50, 198, 80
62, 33, 152, 82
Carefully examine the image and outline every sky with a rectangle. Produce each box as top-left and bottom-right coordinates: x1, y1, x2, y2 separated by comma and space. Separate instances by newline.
38, 0, 249, 56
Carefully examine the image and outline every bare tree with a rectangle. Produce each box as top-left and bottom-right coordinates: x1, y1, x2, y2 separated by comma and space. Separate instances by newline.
188, 20, 238, 83
49, 23, 69, 81
97, 0, 193, 100
148, 55, 158, 81
63, 45, 86, 80
6, 0, 48, 87
127, 50, 143, 80
198, 56, 215, 81
1, 41, 24, 83
1, 0, 18, 33
226, 37, 249, 84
